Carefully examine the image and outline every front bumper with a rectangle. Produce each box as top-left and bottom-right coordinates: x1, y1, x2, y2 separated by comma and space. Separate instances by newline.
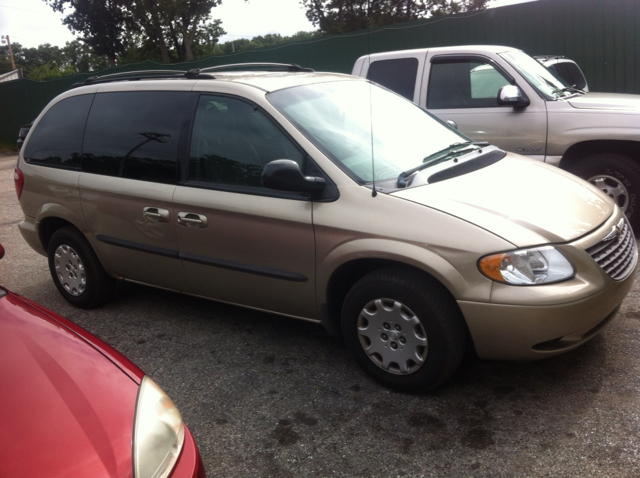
459, 274, 633, 360
460, 210, 638, 360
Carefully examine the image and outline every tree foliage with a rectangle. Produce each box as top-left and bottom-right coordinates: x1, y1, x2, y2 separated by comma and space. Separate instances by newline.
0, 29, 322, 80
0, 41, 109, 78
215, 31, 323, 55
43, 0, 225, 64
302, 0, 489, 35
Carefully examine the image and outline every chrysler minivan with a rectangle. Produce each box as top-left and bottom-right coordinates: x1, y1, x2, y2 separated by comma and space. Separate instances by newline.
15, 65, 638, 391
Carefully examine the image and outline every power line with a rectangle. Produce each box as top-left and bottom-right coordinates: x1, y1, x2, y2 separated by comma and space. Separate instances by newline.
0, 3, 65, 17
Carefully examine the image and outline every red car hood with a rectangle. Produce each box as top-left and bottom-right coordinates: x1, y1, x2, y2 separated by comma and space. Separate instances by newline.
0, 290, 142, 478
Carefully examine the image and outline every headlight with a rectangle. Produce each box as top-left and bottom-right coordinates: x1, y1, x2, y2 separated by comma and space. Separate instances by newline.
478, 246, 574, 285
133, 376, 185, 478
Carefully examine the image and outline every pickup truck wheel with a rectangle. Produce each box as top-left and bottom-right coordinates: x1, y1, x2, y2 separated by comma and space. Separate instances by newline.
341, 267, 466, 392
48, 226, 115, 309
573, 153, 640, 231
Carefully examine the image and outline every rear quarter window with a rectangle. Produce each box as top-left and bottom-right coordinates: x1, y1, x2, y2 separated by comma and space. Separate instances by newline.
367, 58, 419, 101
23, 94, 94, 170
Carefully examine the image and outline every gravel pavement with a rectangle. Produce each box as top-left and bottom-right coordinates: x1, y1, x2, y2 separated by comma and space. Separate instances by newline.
2, 152, 640, 477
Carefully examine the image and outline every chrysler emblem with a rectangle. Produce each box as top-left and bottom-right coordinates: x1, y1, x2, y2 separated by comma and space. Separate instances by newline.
602, 219, 624, 242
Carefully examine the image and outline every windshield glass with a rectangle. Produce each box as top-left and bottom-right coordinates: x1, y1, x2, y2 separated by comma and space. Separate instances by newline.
267, 80, 467, 183
500, 50, 577, 100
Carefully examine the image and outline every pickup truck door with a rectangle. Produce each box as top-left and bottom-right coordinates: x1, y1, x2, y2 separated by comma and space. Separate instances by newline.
422, 54, 548, 160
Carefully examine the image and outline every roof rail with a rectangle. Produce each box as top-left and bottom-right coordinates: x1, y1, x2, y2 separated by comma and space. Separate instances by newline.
71, 69, 213, 88
199, 63, 314, 73
71, 63, 313, 88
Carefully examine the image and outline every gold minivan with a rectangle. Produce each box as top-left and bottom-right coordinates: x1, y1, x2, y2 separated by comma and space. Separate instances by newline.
15, 65, 638, 391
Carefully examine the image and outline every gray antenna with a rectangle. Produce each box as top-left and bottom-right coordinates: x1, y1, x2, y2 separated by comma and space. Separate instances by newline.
367, 0, 377, 198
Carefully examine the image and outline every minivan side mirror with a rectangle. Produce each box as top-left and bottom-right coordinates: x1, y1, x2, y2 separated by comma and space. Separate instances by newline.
262, 160, 326, 194
497, 85, 530, 107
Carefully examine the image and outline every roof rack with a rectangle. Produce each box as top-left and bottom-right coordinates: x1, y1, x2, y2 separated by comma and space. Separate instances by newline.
199, 62, 314, 73
71, 63, 314, 88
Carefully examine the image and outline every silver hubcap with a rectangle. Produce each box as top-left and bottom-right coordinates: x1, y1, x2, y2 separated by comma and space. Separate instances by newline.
357, 298, 428, 375
588, 174, 630, 212
54, 244, 86, 296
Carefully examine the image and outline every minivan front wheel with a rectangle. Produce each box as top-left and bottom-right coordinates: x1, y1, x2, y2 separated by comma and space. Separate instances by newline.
342, 267, 466, 392
48, 227, 115, 308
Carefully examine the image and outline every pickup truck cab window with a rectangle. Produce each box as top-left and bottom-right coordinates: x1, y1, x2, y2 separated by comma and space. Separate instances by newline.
428, 59, 511, 109
367, 58, 419, 101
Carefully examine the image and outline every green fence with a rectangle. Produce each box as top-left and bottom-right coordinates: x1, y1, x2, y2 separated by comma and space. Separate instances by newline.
2, 0, 639, 146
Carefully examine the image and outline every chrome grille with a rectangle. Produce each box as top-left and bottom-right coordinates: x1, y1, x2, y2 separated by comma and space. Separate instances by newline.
586, 218, 637, 281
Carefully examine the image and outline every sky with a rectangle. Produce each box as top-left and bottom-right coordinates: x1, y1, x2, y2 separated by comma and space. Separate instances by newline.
0, 0, 537, 50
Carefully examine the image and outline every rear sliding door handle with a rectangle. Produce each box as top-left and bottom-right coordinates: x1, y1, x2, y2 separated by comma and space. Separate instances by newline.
143, 207, 170, 223
178, 212, 208, 228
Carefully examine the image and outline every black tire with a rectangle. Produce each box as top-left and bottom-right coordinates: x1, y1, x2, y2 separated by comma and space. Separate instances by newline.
47, 226, 115, 308
571, 153, 640, 232
341, 267, 467, 392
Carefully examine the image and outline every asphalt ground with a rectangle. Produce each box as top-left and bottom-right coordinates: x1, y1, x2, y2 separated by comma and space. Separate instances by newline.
2, 152, 640, 477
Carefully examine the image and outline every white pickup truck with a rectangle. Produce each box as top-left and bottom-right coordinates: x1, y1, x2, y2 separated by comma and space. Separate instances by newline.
352, 45, 640, 230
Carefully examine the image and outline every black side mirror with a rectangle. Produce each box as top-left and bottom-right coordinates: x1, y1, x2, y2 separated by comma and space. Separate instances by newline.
262, 160, 326, 194
497, 85, 530, 107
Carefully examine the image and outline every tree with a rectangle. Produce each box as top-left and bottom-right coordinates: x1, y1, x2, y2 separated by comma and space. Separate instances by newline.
164, 1, 223, 61
27, 63, 76, 81
302, 0, 489, 35
62, 40, 111, 72
1, 40, 111, 78
44, 0, 130, 66
191, 18, 226, 58
43, 0, 224, 64
214, 31, 323, 56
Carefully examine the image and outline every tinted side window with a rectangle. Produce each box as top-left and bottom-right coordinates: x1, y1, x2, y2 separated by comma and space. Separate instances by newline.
189, 95, 304, 188
83, 91, 190, 184
428, 60, 510, 109
23, 94, 94, 170
367, 58, 418, 101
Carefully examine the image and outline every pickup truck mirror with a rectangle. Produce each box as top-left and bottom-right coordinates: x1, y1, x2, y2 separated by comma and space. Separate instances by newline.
262, 159, 326, 194
497, 85, 530, 107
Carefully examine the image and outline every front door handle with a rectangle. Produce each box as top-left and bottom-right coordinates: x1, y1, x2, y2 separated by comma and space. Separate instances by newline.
178, 212, 208, 228
143, 207, 170, 223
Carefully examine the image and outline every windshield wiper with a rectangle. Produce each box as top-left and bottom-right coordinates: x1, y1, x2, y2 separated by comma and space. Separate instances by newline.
541, 76, 585, 97
396, 141, 489, 188
553, 85, 585, 95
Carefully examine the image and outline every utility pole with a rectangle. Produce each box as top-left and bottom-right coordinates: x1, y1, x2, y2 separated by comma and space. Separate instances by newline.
1, 35, 16, 70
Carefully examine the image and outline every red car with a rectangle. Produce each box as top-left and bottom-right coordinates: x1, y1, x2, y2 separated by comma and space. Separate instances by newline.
0, 243, 206, 478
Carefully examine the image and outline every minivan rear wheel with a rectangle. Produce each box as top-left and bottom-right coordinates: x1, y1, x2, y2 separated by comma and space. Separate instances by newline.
341, 267, 466, 392
48, 227, 115, 308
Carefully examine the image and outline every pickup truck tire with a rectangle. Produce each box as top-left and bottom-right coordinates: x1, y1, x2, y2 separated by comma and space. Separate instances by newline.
48, 226, 115, 309
341, 267, 466, 392
572, 153, 640, 231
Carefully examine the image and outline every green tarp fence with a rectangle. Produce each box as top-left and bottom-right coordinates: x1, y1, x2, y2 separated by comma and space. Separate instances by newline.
2, 0, 639, 146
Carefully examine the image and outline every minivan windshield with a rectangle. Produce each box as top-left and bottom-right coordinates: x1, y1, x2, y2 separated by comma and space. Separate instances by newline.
267, 80, 467, 183
500, 50, 580, 100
